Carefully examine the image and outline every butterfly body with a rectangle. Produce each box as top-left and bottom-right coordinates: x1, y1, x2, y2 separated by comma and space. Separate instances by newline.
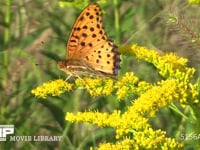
58, 3, 120, 78
58, 59, 101, 77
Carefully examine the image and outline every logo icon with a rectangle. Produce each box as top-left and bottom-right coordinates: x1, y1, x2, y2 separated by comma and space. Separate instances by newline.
0, 125, 14, 141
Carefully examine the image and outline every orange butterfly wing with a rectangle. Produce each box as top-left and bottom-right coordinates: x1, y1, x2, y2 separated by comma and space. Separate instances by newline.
66, 3, 120, 75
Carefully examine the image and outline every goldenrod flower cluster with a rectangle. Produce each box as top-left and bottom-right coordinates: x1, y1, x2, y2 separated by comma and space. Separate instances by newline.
115, 72, 140, 100
32, 44, 200, 149
119, 45, 198, 105
31, 79, 73, 98
97, 138, 134, 150
189, 0, 200, 4
75, 77, 114, 96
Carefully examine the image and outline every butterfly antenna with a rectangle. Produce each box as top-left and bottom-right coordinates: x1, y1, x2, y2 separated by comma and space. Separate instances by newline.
35, 62, 54, 66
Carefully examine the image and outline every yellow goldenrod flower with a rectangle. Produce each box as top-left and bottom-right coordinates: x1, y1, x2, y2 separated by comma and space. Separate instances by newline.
97, 138, 134, 150
32, 77, 116, 98
134, 128, 183, 149
66, 108, 183, 149
66, 110, 121, 127
189, 0, 200, 4
119, 44, 192, 79
115, 72, 139, 100
75, 77, 115, 96
31, 79, 73, 98
131, 79, 176, 115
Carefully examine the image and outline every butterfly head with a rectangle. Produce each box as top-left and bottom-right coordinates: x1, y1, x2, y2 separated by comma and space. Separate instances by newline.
57, 60, 71, 75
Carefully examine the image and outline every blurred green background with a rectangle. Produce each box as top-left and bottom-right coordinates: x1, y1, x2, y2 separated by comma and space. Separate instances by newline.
0, 0, 200, 149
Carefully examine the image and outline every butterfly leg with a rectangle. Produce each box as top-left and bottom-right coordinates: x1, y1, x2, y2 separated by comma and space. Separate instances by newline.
65, 75, 72, 81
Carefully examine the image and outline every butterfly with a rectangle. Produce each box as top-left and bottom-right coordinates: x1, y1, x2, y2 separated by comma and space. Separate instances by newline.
57, 3, 120, 78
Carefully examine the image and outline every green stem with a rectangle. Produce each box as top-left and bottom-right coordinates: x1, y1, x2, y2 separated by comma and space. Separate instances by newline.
0, 0, 11, 102
4, 0, 11, 44
113, 0, 120, 44
169, 103, 189, 120
3, 0, 11, 86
